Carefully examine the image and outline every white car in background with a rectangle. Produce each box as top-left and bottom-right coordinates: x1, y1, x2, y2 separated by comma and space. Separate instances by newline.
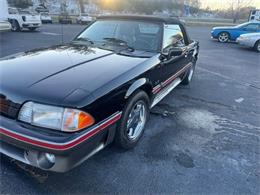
8, 8, 42, 31
76, 13, 93, 24
237, 33, 260, 52
40, 12, 52, 24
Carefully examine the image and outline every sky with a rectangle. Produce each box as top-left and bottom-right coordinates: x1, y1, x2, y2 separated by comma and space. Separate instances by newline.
200, 0, 260, 10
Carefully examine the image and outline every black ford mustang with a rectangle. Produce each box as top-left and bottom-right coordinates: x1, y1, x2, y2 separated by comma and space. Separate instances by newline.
0, 15, 199, 172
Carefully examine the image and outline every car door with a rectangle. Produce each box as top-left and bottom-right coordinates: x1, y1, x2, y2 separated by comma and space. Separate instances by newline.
160, 24, 189, 86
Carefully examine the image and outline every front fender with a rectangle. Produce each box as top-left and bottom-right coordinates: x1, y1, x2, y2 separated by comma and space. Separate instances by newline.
125, 78, 151, 99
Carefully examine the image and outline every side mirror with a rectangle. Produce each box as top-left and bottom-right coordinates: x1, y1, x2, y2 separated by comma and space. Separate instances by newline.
160, 47, 183, 61
169, 48, 183, 57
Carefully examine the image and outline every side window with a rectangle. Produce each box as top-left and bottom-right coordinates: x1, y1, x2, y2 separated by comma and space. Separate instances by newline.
163, 25, 185, 53
243, 24, 258, 31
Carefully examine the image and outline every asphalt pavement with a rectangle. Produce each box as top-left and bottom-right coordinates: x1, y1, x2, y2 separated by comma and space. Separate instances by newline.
0, 24, 260, 194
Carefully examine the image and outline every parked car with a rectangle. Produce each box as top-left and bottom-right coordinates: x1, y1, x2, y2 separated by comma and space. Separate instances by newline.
0, 20, 11, 32
211, 22, 260, 43
8, 8, 42, 31
59, 13, 73, 24
237, 33, 260, 52
76, 13, 93, 24
0, 15, 199, 172
40, 12, 52, 24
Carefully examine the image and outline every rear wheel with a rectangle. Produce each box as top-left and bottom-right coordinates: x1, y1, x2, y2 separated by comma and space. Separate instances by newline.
218, 32, 229, 43
11, 20, 20, 32
254, 40, 260, 52
115, 91, 150, 149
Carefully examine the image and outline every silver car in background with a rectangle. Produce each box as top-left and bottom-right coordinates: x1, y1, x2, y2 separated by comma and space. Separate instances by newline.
237, 33, 260, 52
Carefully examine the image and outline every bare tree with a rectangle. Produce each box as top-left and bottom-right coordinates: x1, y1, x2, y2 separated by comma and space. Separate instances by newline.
78, 0, 89, 13
229, 0, 252, 23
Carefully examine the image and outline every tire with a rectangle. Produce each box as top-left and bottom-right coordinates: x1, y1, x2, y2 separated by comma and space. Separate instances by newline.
11, 20, 20, 32
218, 32, 230, 43
28, 27, 37, 31
181, 61, 196, 85
115, 90, 150, 150
254, 40, 260, 52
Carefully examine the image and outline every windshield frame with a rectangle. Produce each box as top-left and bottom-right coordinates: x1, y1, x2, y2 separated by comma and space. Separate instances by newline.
73, 19, 164, 53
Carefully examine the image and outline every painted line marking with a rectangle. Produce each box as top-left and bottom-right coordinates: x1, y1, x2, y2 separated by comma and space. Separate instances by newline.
41, 32, 61, 36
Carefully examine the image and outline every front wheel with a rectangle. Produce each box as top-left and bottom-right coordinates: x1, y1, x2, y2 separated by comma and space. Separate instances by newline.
115, 91, 150, 149
254, 40, 260, 52
218, 32, 229, 43
11, 20, 20, 32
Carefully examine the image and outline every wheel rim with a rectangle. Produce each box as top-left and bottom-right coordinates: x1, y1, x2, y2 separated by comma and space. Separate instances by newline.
11, 21, 17, 31
126, 101, 147, 140
188, 66, 194, 82
219, 33, 229, 42
257, 42, 260, 51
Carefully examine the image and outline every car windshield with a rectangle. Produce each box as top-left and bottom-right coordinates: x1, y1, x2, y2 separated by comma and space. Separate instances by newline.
235, 22, 250, 28
75, 20, 162, 52
19, 10, 31, 14
19, 9, 38, 15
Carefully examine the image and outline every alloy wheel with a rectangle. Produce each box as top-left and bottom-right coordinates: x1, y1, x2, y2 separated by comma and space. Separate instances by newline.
126, 101, 147, 140
11, 21, 17, 31
218, 32, 229, 43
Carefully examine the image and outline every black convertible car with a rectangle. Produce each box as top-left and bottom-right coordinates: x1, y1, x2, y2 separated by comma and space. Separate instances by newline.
0, 15, 199, 172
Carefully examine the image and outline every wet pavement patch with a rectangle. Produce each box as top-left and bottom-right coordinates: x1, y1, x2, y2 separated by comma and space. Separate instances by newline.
175, 152, 195, 168
12, 160, 49, 183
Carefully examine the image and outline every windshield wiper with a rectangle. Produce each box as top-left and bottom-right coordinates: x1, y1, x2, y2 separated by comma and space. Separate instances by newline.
103, 37, 135, 52
73, 37, 94, 45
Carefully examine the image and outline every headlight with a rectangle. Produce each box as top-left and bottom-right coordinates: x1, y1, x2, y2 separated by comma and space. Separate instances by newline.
18, 102, 95, 132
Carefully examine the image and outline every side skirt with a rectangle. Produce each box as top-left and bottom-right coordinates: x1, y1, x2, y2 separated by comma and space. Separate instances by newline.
151, 77, 182, 108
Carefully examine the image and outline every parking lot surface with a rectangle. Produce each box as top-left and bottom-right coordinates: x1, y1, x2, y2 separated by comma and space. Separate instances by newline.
0, 24, 260, 194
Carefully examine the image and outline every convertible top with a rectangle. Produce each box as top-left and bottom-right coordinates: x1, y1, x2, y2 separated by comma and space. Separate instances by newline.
98, 15, 182, 25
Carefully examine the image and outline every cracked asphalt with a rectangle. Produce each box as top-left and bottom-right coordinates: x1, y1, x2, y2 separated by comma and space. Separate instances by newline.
0, 24, 260, 194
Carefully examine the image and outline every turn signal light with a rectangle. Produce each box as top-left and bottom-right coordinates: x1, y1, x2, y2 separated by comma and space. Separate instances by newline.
62, 109, 95, 132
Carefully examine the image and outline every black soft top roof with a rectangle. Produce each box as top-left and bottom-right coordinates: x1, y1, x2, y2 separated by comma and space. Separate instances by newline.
98, 15, 181, 24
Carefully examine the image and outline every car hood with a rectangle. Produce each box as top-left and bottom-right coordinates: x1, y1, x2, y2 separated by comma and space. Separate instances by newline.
0, 44, 148, 107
